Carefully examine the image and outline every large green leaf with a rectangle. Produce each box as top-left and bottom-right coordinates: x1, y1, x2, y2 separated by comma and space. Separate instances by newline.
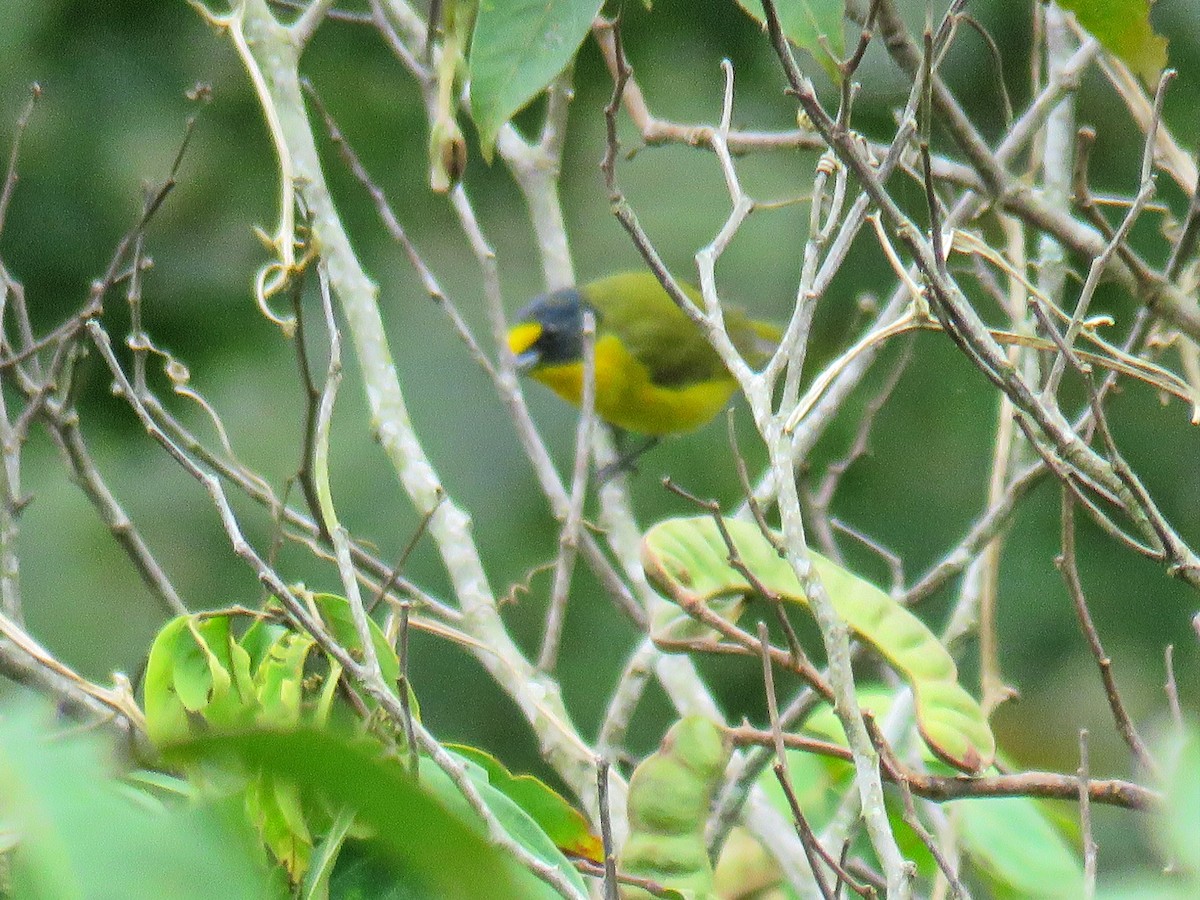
735, 0, 845, 82
641, 516, 994, 772
422, 751, 589, 899
1157, 721, 1200, 877
0, 695, 274, 900
171, 729, 527, 900
954, 794, 1083, 898
620, 717, 730, 900
448, 744, 603, 863
768, 686, 1083, 896
469, 0, 603, 156
1057, 0, 1167, 87
145, 613, 266, 744
144, 615, 198, 745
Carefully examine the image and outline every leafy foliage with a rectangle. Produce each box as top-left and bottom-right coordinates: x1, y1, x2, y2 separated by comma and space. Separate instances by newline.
1056, 0, 1168, 86
138, 597, 590, 895
734, 0, 846, 81
765, 688, 1084, 897
642, 516, 995, 772
469, 0, 604, 156
0, 695, 274, 900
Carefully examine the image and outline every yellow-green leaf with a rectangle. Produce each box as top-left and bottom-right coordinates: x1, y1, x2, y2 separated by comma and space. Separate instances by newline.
469, 0, 603, 157
642, 516, 994, 773
448, 744, 603, 863
736, 0, 845, 83
1057, 0, 1167, 87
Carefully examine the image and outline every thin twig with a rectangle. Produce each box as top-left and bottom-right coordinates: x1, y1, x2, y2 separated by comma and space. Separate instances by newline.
662, 477, 808, 670
1079, 729, 1097, 900
727, 724, 1158, 810
268, 0, 372, 26
1165, 148, 1200, 281
1163, 645, 1183, 730
759, 624, 860, 899
397, 602, 419, 777
369, 496, 443, 615
0, 83, 41, 238
865, 715, 968, 898
539, 311, 596, 671
1057, 491, 1157, 775
597, 758, 619, 900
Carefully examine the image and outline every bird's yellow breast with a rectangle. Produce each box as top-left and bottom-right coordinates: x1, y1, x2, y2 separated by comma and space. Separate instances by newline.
530, 334, 737, 435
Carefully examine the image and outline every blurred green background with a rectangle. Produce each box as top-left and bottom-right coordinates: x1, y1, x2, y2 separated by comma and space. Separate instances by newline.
0, 0, 1197, 876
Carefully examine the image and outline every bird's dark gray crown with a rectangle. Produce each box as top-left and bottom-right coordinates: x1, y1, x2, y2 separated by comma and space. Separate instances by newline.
514, 287, 597, 366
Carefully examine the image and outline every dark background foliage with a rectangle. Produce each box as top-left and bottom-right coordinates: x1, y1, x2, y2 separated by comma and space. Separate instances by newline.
1, 0, 1197, 870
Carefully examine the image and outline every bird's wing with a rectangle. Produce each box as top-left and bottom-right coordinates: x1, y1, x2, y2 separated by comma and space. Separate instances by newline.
587, 273, 778, 385
586, 273, 726, 386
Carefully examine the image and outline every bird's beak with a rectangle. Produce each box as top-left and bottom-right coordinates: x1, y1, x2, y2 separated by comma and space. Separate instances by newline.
507, 322, 543, 372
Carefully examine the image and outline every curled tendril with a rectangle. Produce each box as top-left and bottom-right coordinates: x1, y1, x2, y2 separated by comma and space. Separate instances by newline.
254, 260, 298, 335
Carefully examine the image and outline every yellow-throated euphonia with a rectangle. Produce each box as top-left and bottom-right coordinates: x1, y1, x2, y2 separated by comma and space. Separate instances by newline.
507, 272, 779, 435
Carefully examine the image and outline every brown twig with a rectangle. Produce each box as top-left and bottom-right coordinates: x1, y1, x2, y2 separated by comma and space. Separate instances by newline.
726, 410, 782, 556
759, 625, 869, 898
727, 724, 1158, 810
597, 758, 619, 900
1057, 491, 1157, 775
1165, 148, 1200, 281
573, 859, 677, 898
864, 715, 966, 897
0, 83, 41, 238
369, 495, 443, 615
807, 341, 912, 570
662, 477, 808, 670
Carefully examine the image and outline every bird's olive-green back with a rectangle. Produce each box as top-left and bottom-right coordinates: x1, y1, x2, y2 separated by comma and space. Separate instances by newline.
582, 273, 779, 387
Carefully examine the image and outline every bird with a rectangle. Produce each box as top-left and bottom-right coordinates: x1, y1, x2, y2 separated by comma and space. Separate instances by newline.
506, 272, 780, 438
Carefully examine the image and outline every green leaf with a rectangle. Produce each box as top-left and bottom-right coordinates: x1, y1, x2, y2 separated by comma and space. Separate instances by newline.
735, 0, 845, 82
0, 694, 274, 900
195, 615, 257, 728
145, 613, 261, 744
448, 744, 602, 862
469, 0, 603, 157
173, 618, 230, 713
953, 794, 1083, 898
422, 753, 590, 899
1056, 0, 1167, 87
246, 772, 314, 882
255, 629, 317, 729
1157, 721, 1200, 873
240, 617, 289, 671
641, 517, 994, 772
300, 807, 356, 900
310, 592, 402, 688
171, 728, 527, 900
145, 615, 196, 745
620, 717, 730, 900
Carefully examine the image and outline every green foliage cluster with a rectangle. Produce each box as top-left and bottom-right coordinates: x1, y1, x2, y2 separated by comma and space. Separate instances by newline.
643, 516, 995, 773
0, 0, 1196, 897
132, 594, 593, 897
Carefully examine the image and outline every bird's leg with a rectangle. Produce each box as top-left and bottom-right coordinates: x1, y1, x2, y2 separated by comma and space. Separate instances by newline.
596, 429, 660, 484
